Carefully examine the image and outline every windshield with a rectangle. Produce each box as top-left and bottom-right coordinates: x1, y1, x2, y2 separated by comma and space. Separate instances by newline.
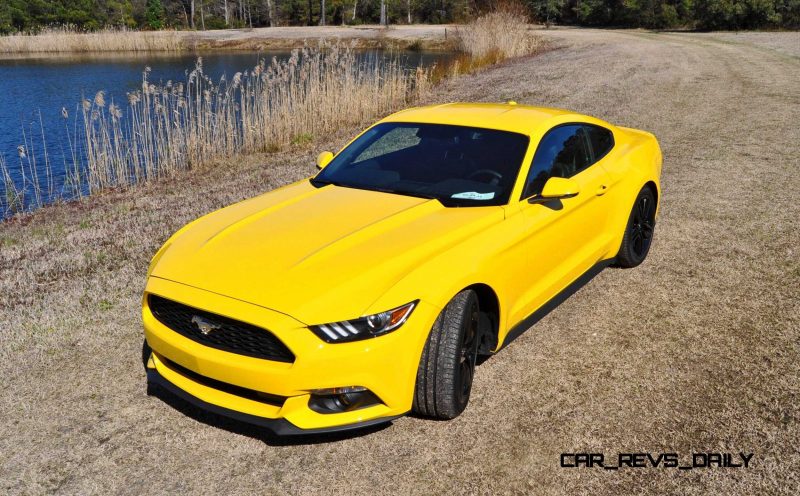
312, 123, 530, 207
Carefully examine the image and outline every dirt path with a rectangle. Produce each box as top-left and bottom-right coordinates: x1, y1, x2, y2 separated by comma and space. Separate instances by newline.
1, 30, 798, 494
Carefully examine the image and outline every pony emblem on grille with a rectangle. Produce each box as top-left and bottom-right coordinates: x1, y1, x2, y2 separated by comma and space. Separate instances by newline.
191, 315, 221, 336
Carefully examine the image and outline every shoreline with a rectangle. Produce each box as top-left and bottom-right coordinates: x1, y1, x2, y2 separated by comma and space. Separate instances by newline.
0, 25, 464, 57
0, 46, 455, 62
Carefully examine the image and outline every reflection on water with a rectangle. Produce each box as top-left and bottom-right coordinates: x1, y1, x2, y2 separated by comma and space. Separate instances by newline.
0, 49, 455, 215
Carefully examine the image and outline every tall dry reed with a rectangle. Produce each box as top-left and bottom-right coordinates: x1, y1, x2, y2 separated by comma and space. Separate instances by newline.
1, 45, 427, 215
0, 27, 185, 54
428, 9, 540, 84
0, 112, 62, 214
1, 10, 538, 216
457, 8, 537, 59
78, 44, 427, 193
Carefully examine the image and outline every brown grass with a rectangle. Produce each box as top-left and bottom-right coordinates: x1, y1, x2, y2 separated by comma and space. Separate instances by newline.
0, 27, 185, 54
0, 29, 798, 494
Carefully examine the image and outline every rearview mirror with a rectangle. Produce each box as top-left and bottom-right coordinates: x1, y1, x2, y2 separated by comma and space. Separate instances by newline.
529, 177, 580, 203
316, 151, 334, 170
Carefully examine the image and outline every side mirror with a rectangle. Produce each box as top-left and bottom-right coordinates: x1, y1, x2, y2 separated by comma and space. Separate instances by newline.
316, 151, 334, 170
529, 177, 580, 203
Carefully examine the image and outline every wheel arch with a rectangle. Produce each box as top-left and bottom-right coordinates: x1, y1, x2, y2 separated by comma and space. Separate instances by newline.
603, 135, 662, 261
463, 283, 500, 355
643, 180, 660, 215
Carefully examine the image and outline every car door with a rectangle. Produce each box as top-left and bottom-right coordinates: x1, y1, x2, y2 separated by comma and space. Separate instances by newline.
508, 124, 614, 324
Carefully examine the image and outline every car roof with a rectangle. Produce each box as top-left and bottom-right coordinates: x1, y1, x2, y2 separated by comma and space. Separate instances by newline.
380, 102, 599, 135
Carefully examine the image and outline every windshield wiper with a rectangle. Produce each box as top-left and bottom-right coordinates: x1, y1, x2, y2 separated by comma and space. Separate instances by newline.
309, 178, 344, 188
310, 179, 441, 203
370, 187, 439, 201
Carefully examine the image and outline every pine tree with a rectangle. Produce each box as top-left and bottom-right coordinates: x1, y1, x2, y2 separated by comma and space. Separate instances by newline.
146, 0, 165, 29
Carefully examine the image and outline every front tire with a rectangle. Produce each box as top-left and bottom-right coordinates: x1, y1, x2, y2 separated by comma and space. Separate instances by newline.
413, 290, 480, 419
616, 186, 657, 268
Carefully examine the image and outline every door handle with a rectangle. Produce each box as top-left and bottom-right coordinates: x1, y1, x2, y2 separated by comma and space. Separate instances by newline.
596, 184, 608, 196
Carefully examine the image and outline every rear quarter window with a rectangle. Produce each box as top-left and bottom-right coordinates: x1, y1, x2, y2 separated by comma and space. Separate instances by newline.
585, 125, 614, 161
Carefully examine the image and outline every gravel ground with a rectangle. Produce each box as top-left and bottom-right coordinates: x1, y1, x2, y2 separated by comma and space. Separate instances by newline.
1, 29, 798, 494
696, 30, 800, 58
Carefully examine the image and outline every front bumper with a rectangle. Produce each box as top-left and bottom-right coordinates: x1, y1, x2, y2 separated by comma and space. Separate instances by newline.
142, 276, 435, 434
146, 360, 404, 436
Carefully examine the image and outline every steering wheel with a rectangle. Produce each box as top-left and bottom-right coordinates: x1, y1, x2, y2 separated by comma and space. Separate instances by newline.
467, 169, 503, 186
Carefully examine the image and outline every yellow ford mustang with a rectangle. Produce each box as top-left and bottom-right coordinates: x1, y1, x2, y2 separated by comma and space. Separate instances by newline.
142, 102, 662, 435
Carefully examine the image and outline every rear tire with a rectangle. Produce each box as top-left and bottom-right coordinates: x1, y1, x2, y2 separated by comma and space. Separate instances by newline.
413, 290, 480, 419
616, 187, 657, 268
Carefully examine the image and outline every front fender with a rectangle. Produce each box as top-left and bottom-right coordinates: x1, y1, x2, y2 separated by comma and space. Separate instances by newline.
365, 208, 522, 352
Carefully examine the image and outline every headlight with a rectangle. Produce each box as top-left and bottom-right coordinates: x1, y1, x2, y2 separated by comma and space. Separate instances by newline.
309, 301, 417, 343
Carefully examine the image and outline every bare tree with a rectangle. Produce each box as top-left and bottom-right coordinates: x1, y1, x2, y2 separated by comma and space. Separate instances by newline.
351, 0, 357, 22
319, 0, 326, 25
407, 0, 411, 24
265, 0, 275, 27
223, 0, 229, 26
200, 0, 206, 30
380, 0, 386, 26
190, 0, 196, 28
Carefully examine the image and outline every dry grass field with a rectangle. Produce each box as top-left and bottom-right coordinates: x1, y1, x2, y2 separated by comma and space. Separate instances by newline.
1, 29, 798, 494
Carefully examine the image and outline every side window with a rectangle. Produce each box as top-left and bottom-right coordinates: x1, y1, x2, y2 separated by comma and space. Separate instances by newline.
522, 125, 590, 198
584, 125, 614, 162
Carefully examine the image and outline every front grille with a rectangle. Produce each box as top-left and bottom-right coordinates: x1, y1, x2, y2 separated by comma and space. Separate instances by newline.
161, 356, 287, 407
148, 294, 295, 363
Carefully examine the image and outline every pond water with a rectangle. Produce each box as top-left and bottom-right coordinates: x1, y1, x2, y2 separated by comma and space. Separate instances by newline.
0, 50, 454, 215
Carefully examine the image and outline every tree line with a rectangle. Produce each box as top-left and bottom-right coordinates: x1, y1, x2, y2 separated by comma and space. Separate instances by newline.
533, 1, 800, 30
1, 1, 798, 34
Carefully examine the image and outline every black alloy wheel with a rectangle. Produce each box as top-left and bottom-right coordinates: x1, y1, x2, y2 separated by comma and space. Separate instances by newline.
617, 187, 657, 268
631, 193, 655, 258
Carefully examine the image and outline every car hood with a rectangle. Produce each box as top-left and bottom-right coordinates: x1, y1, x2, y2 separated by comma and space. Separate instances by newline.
151, 179, 503, 324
